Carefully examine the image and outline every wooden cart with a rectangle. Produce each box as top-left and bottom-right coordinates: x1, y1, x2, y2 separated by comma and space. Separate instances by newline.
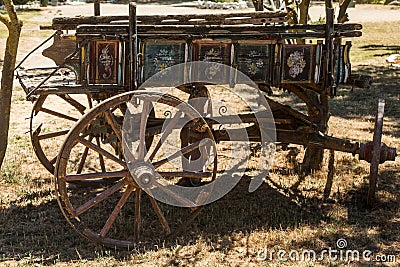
16, 3, 396, 248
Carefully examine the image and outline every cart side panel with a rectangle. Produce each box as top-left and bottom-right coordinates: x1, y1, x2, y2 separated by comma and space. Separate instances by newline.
280, 44, 317, 84
192, 40, 232, 83
141, 39, 187, 86
236, 40, 277, 85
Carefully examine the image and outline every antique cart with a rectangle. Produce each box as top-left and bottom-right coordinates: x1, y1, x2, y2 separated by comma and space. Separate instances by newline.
15, 3, 396, 248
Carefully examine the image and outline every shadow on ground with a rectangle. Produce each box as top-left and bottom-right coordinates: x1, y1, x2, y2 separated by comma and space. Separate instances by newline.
1, 164, 399, 265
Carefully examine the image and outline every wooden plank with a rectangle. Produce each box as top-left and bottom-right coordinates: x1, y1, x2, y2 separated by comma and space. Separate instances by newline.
42, 34, 77, 66
75, 22, 362, 34
75, 25, 361, 39
51, 11, 288, 30
33, 85, 127, 95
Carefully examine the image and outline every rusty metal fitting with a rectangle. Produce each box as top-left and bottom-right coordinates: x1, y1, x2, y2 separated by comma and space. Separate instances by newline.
359, 142, 397, 164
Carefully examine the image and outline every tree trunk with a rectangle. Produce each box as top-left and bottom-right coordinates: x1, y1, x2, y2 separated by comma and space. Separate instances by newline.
298, 0, 311, 25
325, 0, 333, 9
252, 0, 264, 11
338, 0, 352, 23
284, 0, 299, 25
0, 0, 22, 169
296, 0, 310, 44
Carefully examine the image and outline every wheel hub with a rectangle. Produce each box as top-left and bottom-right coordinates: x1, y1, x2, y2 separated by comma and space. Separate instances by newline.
127, 162, 156, 188
359, 142, 397, 164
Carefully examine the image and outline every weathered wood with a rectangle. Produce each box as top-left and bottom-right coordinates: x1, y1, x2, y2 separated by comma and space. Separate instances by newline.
40, 107, 78, 122
57, 94, 86, 114
51, 16, 127, 30
129, 3, 137, 91
42, 34, 77, 66
73, 178, 128, 217
100, 186, 134, 238
94, 0, 100, 16
75, 23, 362, 37
16, 70, 35, 95
75, 31, 360, 40
158, 172, 212, 178
38, 129, 69, 140
367, 99, 385, 206
214, 122, 359, 154
152, 140, 207, 168
66, 170, 129, 182
33, 85, 126, 95
134, 189, 141, 242
136, 12, 285, 25
323, 150, 335, 200
137, 30, 361, 39
50, 11, 288, 30
76, 24, 129, 36
148, 196, 171, 235
77, 136, 125, 166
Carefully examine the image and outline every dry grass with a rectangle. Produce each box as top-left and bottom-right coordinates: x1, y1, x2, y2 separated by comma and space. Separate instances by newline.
0, 7, 399, 267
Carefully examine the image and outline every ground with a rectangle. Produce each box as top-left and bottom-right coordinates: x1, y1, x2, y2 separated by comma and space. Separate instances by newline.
0, 2, 399, 267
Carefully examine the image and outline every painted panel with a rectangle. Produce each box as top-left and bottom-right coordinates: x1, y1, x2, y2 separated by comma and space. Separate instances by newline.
142, 40, 186, 85
281, 44, 316, 84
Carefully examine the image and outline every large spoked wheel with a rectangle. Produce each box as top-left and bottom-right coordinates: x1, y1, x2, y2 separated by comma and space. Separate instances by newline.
55, 91, 217, 248
30, 93, 93, 173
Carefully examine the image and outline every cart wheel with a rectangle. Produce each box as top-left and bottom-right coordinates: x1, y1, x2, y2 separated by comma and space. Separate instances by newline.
367, 99, 385, 206
30, 93, 93, 173
55, 91, 217, 247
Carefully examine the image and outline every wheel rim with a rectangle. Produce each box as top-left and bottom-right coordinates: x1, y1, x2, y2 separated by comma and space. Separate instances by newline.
30, 93, 92, 173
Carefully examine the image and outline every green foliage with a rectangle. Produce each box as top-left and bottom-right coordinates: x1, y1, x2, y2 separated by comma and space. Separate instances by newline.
310, 16, 326, 25
0, 157, 30, 185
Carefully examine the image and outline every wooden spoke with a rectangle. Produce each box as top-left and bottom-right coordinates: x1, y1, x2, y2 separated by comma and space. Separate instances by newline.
152, 179, 196, 208
58, 94, 86, 114
30, 93, 90, 174
87, 94, 93, 109
122, 138, 137, 164
134, 188, 142, 242
66, 170, 129, 182
77, 136, 94, 174
100, 186, 134, 238
158, 171, 212, 178
54, 91, 218, 247
138, 101, 151, 160
153, 139, 210, 168
147, 110, 183, 162
104, 110, 122, 142
77, 136, 125, 166
148, 196, 171, 235
33, 95, 48, 115
39, 107, 78, 122
96, 137, 106, 172
73, 178, 128, 217
50, 156, 57, 165
38, 130, 69, 140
